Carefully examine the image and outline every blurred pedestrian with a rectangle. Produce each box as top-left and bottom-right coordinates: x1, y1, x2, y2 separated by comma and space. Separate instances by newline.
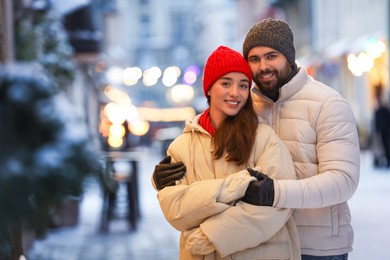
152, 46, 300, 259
373, 85, 390, 167
152, 18, 360, 260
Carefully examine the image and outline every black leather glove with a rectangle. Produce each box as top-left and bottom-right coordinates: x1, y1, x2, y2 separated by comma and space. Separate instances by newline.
153, 156, 186, 191
241, 168, 275, 206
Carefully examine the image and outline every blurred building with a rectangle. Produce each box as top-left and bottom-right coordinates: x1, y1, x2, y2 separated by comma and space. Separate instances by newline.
100, 0, 247, 110
4, 0, 388, 149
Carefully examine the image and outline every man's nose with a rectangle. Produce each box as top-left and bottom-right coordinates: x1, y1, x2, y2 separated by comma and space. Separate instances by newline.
258, 60, 269, 71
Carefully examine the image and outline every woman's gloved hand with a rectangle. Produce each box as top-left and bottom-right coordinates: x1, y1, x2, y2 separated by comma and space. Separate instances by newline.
183, 227, 216, 255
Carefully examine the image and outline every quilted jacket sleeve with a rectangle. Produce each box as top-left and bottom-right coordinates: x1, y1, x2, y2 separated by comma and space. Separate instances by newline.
274, 94, 360, 208
157, 171, 255, 231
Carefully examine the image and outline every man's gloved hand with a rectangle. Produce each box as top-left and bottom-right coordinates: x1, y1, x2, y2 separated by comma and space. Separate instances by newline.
241, 168, 275, 206
153, 156, 186, 190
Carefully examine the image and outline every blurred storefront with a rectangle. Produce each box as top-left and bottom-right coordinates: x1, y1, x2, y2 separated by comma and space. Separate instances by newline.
303, 36, 388, 148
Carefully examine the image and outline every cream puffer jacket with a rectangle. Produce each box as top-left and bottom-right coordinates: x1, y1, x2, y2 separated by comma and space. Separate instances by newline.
154, 117, 300, 259
251, 67, 360, 256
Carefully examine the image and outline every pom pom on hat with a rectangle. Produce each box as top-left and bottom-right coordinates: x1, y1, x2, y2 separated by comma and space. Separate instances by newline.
243, 18, 297, 70
203, 46, 252, 97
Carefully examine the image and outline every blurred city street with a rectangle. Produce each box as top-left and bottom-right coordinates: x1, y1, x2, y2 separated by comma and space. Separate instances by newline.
2, 1, 390, 260
26, 147, 390, 260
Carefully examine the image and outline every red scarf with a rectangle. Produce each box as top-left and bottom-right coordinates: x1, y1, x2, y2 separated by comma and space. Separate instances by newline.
199, 109, 216, 136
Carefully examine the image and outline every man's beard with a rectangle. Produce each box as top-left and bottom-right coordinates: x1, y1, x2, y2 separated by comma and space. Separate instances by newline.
254, 64, 295, 100
254, 70, 288, 99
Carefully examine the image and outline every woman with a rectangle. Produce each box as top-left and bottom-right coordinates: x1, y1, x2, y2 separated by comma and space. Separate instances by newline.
152, 46, 300, 259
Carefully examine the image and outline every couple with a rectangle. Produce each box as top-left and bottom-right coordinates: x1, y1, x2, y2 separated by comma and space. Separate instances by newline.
152, 18, 360, 260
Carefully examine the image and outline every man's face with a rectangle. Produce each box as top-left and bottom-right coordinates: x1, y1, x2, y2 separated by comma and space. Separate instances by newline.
247, 46, 292, 101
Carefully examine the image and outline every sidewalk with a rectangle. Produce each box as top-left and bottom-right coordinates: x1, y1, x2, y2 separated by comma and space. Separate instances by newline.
26, 146, 180, 260
26, 148, 390, 259
348, 151, 390, 259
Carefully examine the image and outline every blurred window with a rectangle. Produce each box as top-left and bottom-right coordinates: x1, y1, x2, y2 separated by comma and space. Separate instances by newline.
140, 15, 151, 39
171, 13, 185, 43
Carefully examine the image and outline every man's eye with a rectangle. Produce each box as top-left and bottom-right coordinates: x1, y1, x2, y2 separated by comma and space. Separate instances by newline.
267, 54, 276, 60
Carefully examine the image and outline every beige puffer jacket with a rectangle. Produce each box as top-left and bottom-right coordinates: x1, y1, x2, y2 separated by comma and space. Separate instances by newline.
154, 116, 300, 259
251, 67, 360, 256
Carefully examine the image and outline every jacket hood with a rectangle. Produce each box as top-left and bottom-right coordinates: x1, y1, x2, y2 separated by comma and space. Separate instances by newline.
183, 113, 211, 136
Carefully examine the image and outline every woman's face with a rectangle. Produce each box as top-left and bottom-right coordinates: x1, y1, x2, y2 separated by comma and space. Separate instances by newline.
208, 72, 251, 128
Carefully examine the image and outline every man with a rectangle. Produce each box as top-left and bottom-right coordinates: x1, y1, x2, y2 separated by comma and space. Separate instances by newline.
153, 18, 360, 260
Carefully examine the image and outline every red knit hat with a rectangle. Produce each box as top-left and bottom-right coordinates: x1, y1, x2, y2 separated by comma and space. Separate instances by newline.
203, 45, 252, 97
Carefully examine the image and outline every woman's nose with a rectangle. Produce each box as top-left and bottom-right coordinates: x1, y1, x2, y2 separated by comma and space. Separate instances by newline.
229, 85, 239, 96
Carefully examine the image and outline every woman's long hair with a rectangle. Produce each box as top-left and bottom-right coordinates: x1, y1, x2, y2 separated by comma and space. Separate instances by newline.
212, 93, 258, 166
